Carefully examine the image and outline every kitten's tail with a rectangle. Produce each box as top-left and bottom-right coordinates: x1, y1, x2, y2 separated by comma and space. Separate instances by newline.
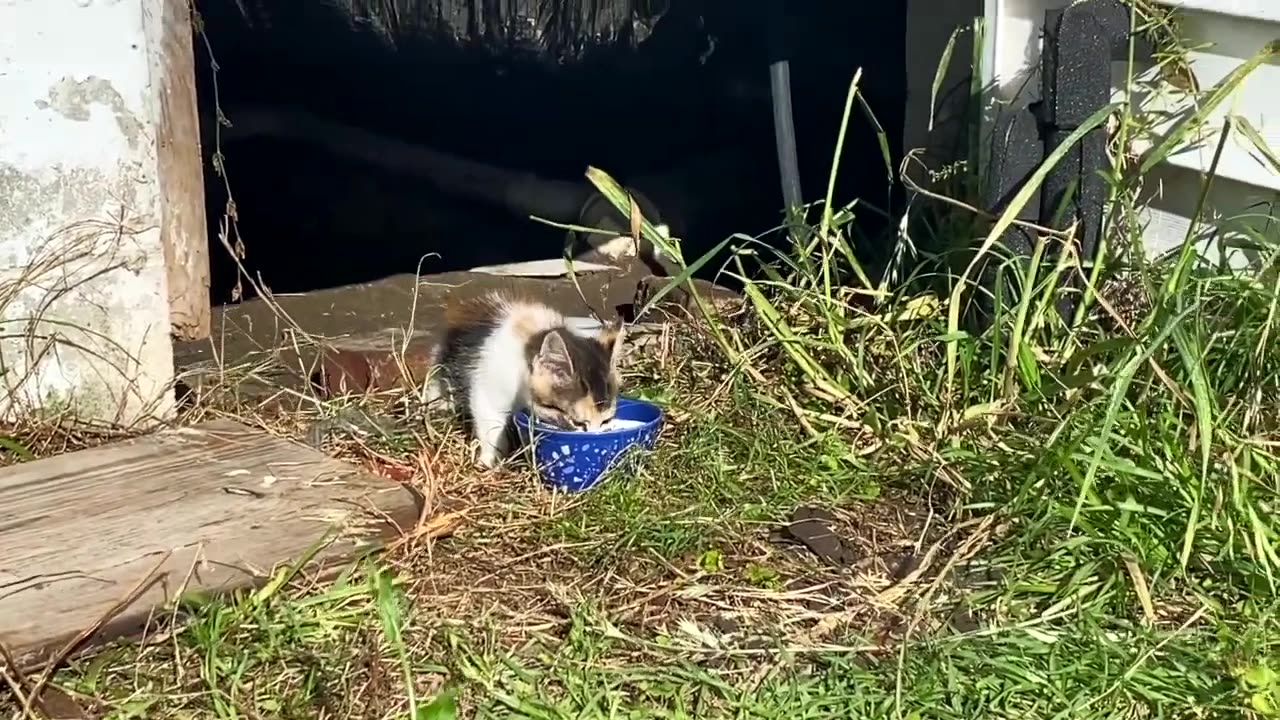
441, 290, 512, 330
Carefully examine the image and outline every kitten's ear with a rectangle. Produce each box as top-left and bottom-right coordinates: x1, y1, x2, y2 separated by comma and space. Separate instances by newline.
599, 321, 627, 368
533, 330, 574, 380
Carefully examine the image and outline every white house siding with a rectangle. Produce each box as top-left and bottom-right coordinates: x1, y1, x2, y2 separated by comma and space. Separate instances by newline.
906, 0, 1280, 261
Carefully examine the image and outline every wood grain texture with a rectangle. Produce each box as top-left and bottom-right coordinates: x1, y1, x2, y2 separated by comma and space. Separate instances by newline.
154, 0, 211, 340
0, 420, 420, 671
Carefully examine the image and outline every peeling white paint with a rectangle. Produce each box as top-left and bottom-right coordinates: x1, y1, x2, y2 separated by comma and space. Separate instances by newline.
0, 0, 176, 425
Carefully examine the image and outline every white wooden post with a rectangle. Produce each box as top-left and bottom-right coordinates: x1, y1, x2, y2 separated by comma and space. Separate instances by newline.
0, 0, 205, 425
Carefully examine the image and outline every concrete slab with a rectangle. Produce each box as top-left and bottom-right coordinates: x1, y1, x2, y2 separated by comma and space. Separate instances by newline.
174, 264, 648, 399
174, 265, 741, 400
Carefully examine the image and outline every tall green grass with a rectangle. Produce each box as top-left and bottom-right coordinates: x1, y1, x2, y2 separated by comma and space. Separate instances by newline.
585, 5, 1280, 715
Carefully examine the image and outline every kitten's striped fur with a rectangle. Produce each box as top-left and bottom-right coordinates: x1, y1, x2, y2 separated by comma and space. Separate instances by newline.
427, 291, 626, 468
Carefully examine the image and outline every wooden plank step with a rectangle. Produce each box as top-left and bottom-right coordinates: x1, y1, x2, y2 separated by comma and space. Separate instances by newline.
0, 419, 421, 671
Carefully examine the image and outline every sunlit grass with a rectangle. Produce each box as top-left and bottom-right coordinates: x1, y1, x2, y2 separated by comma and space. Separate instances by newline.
10, 3, 1280, 718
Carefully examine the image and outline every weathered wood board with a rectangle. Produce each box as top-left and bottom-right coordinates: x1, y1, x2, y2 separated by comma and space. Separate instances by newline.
154, 0, 211, 341
0, 419, 421, 670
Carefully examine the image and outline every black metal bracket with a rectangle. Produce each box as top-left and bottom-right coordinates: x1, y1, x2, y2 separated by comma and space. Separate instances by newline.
984, 0, 1130, 320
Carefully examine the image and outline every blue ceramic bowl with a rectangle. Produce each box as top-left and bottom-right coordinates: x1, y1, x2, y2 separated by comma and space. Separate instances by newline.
513, 397, 664, 493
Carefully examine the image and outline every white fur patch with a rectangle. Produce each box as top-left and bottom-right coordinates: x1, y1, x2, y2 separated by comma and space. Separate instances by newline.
461, 296, 566, 466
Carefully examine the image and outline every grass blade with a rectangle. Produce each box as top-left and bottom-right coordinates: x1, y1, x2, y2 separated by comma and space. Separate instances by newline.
1138, 40, 1280, 175
929, 26, 962, 132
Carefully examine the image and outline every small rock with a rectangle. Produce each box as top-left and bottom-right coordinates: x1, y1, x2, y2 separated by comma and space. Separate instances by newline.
710, 614, 740, 635
790, 506, 838, 524
949, 606, 981, 633
888, 552, 920, 580
780, 506, 857, 567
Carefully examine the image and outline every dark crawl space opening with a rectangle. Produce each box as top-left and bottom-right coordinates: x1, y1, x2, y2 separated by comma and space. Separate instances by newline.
192, 0, 907, 304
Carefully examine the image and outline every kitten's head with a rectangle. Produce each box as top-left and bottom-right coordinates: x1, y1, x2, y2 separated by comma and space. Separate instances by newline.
526, 323, 626, 431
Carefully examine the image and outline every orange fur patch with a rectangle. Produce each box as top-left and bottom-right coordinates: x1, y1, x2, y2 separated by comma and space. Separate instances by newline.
596, 321, 622, 349
598, 321, 627, 377
528, 366, 558, 406
508, 305, 555, 345
570, 394, 613, 428
443, 289, 559, 338
442, 291, 503, 329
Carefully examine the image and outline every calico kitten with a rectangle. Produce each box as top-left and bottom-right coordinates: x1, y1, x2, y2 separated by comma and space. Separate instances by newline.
427, 292, 626, 468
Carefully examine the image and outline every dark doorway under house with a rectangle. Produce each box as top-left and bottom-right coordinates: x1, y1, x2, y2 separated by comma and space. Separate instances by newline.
190, 0, 908, 304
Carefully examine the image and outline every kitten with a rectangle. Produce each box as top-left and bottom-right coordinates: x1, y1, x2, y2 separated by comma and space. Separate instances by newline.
426, 292, 626, 468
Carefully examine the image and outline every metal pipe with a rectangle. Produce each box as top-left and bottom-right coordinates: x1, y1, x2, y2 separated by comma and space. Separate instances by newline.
770, 60, 804, 212
766, 0, 803, 212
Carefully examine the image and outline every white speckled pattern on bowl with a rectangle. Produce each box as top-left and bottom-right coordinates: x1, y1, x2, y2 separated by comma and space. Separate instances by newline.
514, 397, 663, 492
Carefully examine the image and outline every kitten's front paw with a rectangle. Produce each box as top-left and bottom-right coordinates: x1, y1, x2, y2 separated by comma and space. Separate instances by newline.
476, 448, 500, 470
